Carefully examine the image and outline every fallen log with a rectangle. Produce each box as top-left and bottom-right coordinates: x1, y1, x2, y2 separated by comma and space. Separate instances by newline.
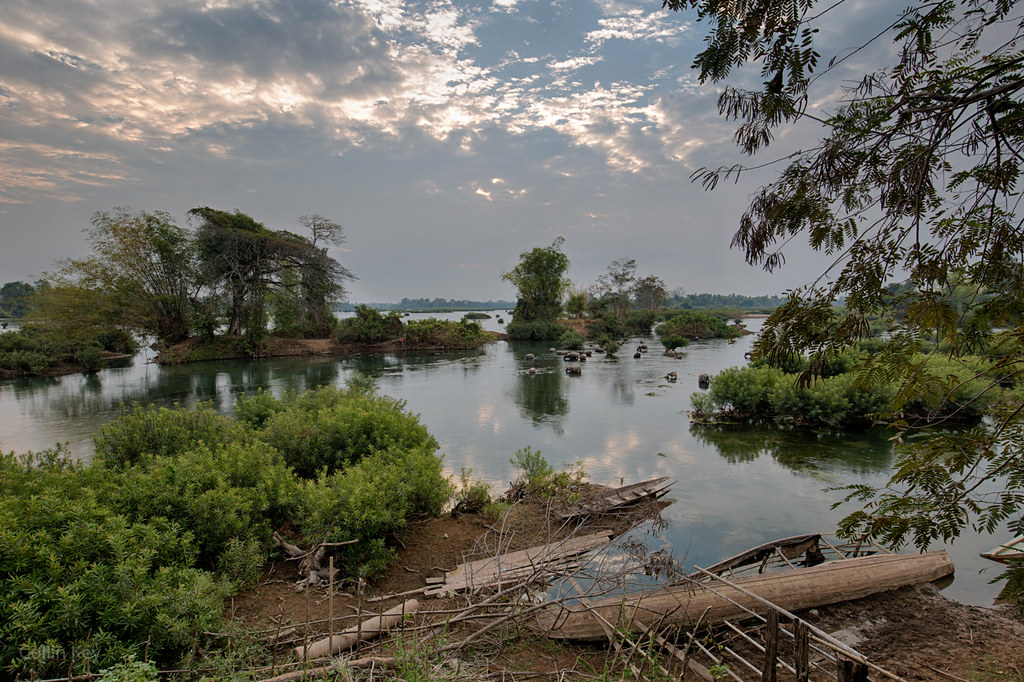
535, 550, 954, 641
292, 599, 419, 660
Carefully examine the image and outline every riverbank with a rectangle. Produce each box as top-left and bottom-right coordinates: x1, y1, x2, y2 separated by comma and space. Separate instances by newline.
155, 332, 505, 365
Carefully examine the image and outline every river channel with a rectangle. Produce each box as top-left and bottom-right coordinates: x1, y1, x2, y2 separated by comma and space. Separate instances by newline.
0, 314, 1008, 605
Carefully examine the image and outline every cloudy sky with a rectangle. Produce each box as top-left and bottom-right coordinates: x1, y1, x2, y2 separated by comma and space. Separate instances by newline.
0, 0, 888, 302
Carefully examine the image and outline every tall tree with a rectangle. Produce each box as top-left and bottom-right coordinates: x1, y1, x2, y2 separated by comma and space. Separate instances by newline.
51, 208, 196, 344
595, 258, 637, 325
633, 275, 668, 315
502, 238, 570, 323
190, 208, 352, 340
666, 0, 1024, 571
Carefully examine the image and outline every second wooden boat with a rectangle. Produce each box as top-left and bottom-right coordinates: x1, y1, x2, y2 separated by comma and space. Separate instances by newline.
535, 549, 955, 641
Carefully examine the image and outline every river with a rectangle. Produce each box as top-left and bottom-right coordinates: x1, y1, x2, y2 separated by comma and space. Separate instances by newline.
0, 313, 1008, 605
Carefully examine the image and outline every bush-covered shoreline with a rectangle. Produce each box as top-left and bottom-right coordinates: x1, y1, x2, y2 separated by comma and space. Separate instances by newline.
0, 382, 453, 678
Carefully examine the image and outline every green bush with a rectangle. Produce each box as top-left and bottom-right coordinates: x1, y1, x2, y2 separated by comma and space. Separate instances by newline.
453, 467, 494, 514
656, 312, 741, 341
505, 319, 567, 341
234, 388, 287, 428
94, 402, 251, 468
334, 305, 404, 343
707, 366, 784, 416
403, 318, 487, 349
258, 387, 437, 478
557, 328, 585, 350
659, 334, 689, 351
298, 446, 452, 578
0, 452, 227, 677
111, 441, 299, 569
509, 446, 585, 499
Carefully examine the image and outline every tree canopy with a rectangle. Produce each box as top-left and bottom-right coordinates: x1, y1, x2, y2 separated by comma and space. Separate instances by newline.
668, 0, 1024, 577
502, 238, 570, 324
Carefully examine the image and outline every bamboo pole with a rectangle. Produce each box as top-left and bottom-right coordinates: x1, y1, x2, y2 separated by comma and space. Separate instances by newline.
291, 599, 419, 661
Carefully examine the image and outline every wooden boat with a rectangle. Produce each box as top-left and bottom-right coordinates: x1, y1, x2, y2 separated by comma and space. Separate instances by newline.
981, 534, 1024, 564
535, 549, 955, 641
554, 476, 673, 519
681, 532, 889, 582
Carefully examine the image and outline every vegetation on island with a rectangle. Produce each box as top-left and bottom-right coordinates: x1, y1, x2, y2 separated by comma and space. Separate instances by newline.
669, 0, 1024, 600
0, 381, 452, 677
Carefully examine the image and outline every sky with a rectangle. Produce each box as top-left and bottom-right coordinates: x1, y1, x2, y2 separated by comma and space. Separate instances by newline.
0, 0, 891, 302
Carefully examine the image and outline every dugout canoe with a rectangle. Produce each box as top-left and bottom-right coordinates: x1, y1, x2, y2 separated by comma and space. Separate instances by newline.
981, 534, 1024, 564
535, 549, 954, 641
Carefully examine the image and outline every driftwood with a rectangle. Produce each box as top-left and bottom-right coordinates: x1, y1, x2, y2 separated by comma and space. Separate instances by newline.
535, 550, 955, 641
292, 598, 419, 660
273, 532, 354, 584
555, 476, 673, 519
424, 530, 613, 596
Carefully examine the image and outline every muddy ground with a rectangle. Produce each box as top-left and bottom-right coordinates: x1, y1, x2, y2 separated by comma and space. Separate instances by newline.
234, 502, 1024, 681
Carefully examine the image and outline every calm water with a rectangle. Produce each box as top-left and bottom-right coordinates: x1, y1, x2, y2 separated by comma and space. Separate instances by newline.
0, 313, 1007, 604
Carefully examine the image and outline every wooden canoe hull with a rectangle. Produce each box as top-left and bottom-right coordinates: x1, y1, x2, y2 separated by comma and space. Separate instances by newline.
536, 550, 954, 641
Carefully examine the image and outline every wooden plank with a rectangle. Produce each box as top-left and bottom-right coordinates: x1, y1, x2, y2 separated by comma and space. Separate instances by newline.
794, 620, 809, 682
425, 531, 612, 596
762, 610, 778, 682
536, 550, 955, 641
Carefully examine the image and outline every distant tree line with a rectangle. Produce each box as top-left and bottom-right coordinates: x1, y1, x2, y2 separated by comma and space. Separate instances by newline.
337, 298, 514, 312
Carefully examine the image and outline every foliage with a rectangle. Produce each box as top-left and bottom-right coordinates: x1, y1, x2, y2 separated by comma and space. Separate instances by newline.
0, 449, 228, 677
656, 312, 740, 341
594, 258, 638, 325
659, 334, 689, 351
666, 0, 1024, 586
190, 206, 353, 342
403, 318, 487, 349
558, 328, 585, 350
334, 304, 405, 343
598, 336, 620, 355
509, 446, 586, 500
565, 286, 589, 318
0, 319, 138, 375
96, 656, 159, 682
633, 274, 668, 314
94, 402, 251, 468
298, 445, 452, 578
111, 441, 299, 570
0, 381, 455, 674
505, 319, 568, 341
255, 384, 438, 478
0, 280, 35, 319
452, 467, 494, 515
502, 238, 570, 324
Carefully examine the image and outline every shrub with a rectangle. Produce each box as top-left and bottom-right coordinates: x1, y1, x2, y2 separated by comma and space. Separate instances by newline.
659, 334, 689, 351
94, 402, 251, 468
334, 305, 404, 343
298, 446, 452, 578
505, 319, 567, 341
234, 388, 287, 428
453, 467, 494, 514
111, 441, 300, 569
557, 328, 585, 350
509, 446, 585, 500
403, 318, 487, 349
258, 387, 437, 478
0, 454, 228, 677
656, 312, 741, 340
706, 366, 784, 416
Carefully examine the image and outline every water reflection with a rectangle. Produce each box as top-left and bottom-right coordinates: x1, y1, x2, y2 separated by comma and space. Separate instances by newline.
692, 423, 895, 475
